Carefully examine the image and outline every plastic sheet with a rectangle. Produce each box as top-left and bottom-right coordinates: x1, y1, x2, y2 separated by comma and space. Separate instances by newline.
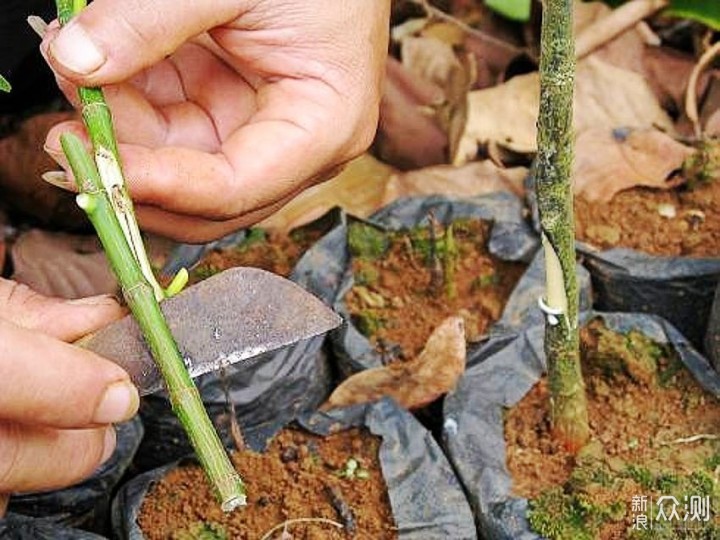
443, 312, 720, 538
706, 282, 720, 370
579, 245, 720, 350
0, 513, 105, 540
113, 399, 478, 539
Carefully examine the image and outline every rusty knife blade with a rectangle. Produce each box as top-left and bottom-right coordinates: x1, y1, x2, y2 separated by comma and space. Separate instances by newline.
81, 267, 342, 395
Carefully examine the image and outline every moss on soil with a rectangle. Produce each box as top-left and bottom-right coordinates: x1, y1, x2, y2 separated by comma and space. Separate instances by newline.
508, 319, 720, 540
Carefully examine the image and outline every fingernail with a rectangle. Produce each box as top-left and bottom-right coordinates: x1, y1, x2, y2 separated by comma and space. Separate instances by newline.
94, 381, 139, 424
44, 144, 66, 164
27, 15, 49, 39
100, 426, 117, 464
41, 170, 73, 190
49, 21, 105, 75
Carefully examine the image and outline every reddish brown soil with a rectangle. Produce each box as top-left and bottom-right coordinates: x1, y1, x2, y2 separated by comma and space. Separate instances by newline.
138, 428, 397, 540
575, 179, 720, 257
345, 219, 526, 359
505, 319, 720, 539
189, 227, 325, 283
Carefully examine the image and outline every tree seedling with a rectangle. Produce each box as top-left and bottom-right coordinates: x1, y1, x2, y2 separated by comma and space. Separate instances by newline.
535, 0, 590, 452
53, 0, 245, 511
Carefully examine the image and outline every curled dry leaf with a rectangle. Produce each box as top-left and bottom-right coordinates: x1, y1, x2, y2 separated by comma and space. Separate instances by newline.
322, 316, 466, 411
376, 57, 448, 169
401, 36, 475, 161
454, 56, 674, 162
380, 160, 527, 205
260, 154, 395, 233
11, 229, 116, 299
698, 74, 720, 138
573, 128, 694, 203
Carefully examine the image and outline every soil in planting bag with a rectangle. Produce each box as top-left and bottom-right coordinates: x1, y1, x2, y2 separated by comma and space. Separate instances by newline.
442, 312, 720, 539
704, 281, 720, 371
112, 398, 478, 539
6, 417, 143, 535
0, 513, 106, 540
134, 215, 343, 472
297, 193, 540, 378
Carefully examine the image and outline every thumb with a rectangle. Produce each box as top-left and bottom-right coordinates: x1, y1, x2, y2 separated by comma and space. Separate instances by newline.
45, 0, 243, 85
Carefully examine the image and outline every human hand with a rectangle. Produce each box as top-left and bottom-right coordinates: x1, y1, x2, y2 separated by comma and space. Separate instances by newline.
42, 0, 390, 242
0, 279, 138, 511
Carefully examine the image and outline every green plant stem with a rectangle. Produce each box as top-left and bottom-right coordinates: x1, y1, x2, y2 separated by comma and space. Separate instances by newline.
535, 0, 590, 452
57, 1, 164, 302
55, 0, 245, 510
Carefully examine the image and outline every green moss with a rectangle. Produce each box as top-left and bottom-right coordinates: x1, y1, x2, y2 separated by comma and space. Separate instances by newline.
568, 457, 614, 489
352, 310, 385, 336
354, 260, 379, 286
348, 222, 389, 259
586, 324, 667, 386
683, 140, 720, 188
704, 452, 720, 471
443, 223, 459, 299
190, 264, 222, 282
172, 521, 228, 540
236, 227, 267, 251
528, 488, 598, 540
625, 465, 656, 490
471, 272, 498, 291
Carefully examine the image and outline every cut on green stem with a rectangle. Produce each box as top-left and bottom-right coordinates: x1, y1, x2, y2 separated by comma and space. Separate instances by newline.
535, 0, 590, 453
54, 0, 246, 510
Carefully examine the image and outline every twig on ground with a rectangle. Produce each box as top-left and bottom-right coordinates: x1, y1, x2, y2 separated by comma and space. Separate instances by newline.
325, 485, 357, 536
661, 433, 719, 446
576, 0, 668, 59
685, 40, 720, 138
259, 517, 344, 540
409, 0, 523, 56
219, 367, 245, 452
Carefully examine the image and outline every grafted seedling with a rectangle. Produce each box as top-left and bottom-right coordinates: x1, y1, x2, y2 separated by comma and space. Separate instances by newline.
54, 0, 246, 510
535, 0, 590, 452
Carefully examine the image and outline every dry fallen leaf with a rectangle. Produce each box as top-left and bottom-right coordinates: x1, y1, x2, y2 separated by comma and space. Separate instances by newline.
573, 128, 694, 202
381, 160, 527, 204
260, 154, 395, 233
455, 56, 674, 162
376, 57, 449, 169
700, 75, 720, 138
322, 316, 466, 411
11, 229, 117, 299
401, 35, 475, 160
